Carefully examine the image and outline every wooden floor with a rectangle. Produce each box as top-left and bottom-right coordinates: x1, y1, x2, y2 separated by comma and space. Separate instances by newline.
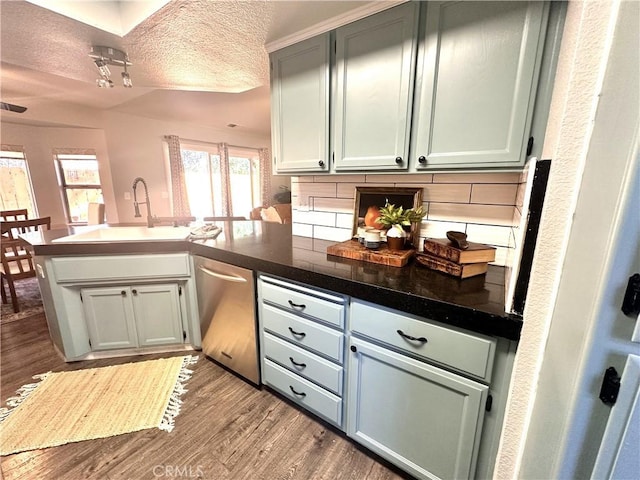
0, 312, 409, 480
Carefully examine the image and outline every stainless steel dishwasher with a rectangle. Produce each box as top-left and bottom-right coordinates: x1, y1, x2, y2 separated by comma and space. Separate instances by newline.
194, 256, 259, 385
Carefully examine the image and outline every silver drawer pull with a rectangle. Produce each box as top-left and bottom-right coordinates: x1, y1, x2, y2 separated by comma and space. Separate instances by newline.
288, 300, 306, 310
289, 357, 307, 369
397, 329, 428, 344
289, 385, 306, 397
288, 327, 306, 338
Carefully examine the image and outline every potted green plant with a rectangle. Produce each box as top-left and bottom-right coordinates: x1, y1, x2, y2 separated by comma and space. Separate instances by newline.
377, 202, 426, 249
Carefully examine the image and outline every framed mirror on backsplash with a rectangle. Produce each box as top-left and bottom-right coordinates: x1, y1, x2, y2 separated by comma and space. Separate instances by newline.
352, 186, 423, 247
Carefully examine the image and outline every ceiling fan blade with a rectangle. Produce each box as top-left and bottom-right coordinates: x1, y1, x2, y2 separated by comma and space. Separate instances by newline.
0, 102, 27, 113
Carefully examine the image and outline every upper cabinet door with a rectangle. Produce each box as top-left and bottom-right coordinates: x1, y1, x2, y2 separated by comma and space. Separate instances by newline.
334, 3, 419, 171
271, 33, 330, 173
411, 1, 548, 169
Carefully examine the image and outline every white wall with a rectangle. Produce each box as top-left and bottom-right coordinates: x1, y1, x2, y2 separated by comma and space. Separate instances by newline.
103, 111, 277, 223
0, 122, 116, 228
494, 1, 634, 477
1, 109, 282, 226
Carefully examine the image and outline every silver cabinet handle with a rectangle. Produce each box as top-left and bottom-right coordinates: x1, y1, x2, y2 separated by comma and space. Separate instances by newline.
198, 266, 247, 283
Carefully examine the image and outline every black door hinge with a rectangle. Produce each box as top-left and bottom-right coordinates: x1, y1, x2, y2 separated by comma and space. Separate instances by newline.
526, 137, 534, 156
80, 292, 83, 302
88, 338, 92, 348
183, 330, 187, 341
599, 367, 621, 406
485, 394, 493, 412
622, 273, 640, 316
178, 286, 182, 296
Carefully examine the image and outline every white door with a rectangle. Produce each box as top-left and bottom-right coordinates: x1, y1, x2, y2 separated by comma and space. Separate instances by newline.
82, 286, 138, 350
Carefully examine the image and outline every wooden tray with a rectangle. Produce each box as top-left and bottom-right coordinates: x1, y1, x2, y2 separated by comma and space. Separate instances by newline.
327, 240, 415, 267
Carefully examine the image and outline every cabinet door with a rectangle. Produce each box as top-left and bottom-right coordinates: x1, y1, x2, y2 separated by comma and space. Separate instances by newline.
82, 287, 138, 350
334, 3, 418, 171
347, 337, 488, 480
271, 33, 330, 173
411, 1, 548, 169
132, 284, 184, 347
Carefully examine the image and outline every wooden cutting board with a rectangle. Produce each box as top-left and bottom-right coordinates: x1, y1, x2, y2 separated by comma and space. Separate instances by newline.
327, 239, 415, 267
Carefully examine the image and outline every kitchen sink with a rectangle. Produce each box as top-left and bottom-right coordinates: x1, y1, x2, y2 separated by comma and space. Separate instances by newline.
52, 225, 192, 243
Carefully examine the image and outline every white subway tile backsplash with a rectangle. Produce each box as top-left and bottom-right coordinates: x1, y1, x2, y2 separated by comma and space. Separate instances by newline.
336, 183, 360, 198
294, 210, 336, 226
424, 184, 472, 203
365, 174, 433, 184
428, 203, 515, 226
465, 224, 512, 247
471, 184, 518, 205
313, 197, 354, 213
433, 172, 521, 184
292, 176, 314, 183
336, 213, 355, 230
292, 222, 313, 237
317, 174, 366, 183
313, 225, 352, 242
419, 220, 468, 240
294, 172, 524, 266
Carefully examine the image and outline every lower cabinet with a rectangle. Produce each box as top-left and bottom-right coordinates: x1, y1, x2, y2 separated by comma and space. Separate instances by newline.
40, 253, 200, 360
257, 275, 347, 429
81, 284, 184, 351
346, 336, 488, 480
256, 277, 514, 480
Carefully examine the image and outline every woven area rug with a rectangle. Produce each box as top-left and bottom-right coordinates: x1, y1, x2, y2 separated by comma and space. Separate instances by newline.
0, 277, 44, 323
0, 355, 198, 456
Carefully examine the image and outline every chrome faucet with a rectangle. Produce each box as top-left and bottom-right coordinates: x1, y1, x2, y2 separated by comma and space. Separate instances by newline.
132, 177, 154, 228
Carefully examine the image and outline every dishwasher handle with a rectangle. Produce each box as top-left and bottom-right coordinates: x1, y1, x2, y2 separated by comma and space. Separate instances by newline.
198, 265, 248, 283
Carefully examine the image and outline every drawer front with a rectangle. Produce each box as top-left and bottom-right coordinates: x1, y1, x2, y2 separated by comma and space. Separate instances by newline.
263, 359, 342, 428
260, 278, 345, 328
51, 254, 191, 283
264, 333, 343, 395
262, 304, 344, 363
350, 300, 496, 381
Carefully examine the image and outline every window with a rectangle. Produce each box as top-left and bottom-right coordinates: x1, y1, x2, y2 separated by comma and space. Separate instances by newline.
0, 147, 37, 217
54, 152, 103, 224
180, 143, 261, 219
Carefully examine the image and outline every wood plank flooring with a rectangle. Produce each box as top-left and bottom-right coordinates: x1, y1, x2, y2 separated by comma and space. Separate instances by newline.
0, 312, 409, 480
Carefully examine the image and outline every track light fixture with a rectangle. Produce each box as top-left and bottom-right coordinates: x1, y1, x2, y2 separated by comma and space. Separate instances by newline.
89, 46, 133, 88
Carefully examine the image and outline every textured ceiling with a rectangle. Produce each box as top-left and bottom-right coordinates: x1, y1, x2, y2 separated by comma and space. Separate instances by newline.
0, 0, 375, 135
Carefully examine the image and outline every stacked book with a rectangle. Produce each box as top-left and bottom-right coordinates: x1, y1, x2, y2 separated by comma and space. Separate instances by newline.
415, 238, 496, 279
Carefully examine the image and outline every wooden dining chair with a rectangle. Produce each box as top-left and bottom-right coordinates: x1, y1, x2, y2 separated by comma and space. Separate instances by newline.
0, 217, 51, 313
0, 209, 28, 221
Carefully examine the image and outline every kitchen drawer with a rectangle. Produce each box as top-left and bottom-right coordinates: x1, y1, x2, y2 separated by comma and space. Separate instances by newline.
262, 304, 344, 363
264, 332, 343, 395
263, 359, 342, 428
350, 300, 496, 381
260, 277, 345, 329
51, 254, 191, 283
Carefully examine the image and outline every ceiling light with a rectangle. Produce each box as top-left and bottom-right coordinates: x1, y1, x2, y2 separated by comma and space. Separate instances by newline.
96, 78, 114, 88
94, 58, 111, 78
89, 45, 132, 88
121, 63, 132, 88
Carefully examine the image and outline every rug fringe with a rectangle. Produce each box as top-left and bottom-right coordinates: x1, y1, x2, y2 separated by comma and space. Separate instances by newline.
0, 372, 51, 423
158, 355, 198, 432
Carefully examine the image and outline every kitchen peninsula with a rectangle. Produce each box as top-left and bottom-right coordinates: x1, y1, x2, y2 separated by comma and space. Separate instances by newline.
25, 221, 522, 342
23, 220, 520, 479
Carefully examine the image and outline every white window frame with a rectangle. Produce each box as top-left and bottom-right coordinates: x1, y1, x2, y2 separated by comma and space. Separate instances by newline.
0, 148, 38, 217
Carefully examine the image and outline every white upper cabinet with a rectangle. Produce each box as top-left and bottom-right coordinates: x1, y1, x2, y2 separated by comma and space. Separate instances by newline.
333, 2, 419, 171
410, 1, 549, 170
270, 33, 330, 173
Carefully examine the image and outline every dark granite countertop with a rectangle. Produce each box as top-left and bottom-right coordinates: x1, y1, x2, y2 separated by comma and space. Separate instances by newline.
24, 221, 523, 341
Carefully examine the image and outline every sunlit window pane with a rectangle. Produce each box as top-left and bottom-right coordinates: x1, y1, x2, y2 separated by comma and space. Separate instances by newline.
59, 159, 101, 185
66, 188, 104, 223
55, 153, 102, 224
0, 154, 37, 217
